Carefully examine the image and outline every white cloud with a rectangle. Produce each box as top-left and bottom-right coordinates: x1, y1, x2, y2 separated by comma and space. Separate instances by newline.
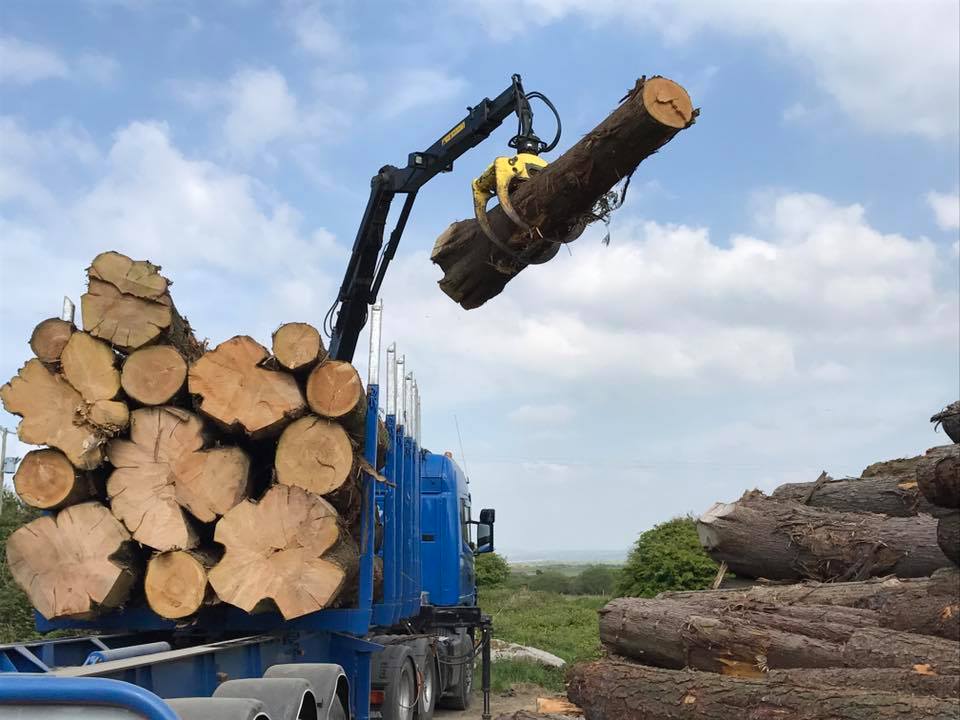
286, 2, 345, 57
927, 190, 960, 231
456, 0, 960, 140
380, 69, 466, 118
0, 35, 68, 84
77, 52, 120, 85
509, 403, 575, 426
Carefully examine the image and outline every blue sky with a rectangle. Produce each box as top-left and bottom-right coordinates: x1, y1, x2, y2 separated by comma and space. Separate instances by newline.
1, 0, 958, 558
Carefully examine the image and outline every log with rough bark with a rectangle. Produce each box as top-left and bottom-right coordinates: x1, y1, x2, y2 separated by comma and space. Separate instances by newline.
272, 322, 326, 372
598, 597, 960, 673
495, 714, 577, 720
431, 76, 697, 309
697, 491, 948, 581
188, 335, 305, 437
29, 317, 74, 364
861, 445, 955, 480
917, 445, 960, 509
931, 401, 960, 444
144, 548, 220, 620
107, 406, 250, 550
13, 448, 98, 510
938, 512, 959, 565
275, 415, 356, 496
121, 345, 188, 405
1, 359, 106, 469
771, 472, 944, 517
658, 568, 960, 641
60, 331, 121, 402
567, 660, 959, 720
208, 484, 359, 619
5, 502, 139, 620
305, 360, 366, 438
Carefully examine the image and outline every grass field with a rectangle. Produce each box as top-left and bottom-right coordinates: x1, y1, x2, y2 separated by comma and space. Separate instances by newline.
478, 586, 607, 692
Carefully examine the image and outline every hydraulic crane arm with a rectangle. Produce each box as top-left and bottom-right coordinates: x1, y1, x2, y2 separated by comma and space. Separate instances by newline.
327, 73, 560, 362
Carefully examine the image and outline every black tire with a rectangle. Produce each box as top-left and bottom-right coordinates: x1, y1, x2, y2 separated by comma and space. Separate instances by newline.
327, 695, 347, 720
438, 659, 472, 711
382, 657, 417, 720
417, 653, 438, 719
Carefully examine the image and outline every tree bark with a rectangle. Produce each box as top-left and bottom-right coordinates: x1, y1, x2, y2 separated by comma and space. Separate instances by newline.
697, 491, 948, 581
494, 714, 576, 720
771, 472, 944, 517
658, 568, 960, 641
208, 484, 357, 620
937, 512, 959, 565
931, 401, 960, 444
274, 415, 356, 497
431, 76, 697, 309
1, 359, 106, 469
598, 597, 959, 674
5, 501, 139, 620
29, 317, 75, 364
188, 335, 306, 437
861, 445, 955, 481
121, 345, 188, 406
60, 331, 121, 402
305, 360, 366, 440
567, 660, 959, 720
144, 548, 221, 620
107, 406, 250, 550
272, 322, 326, 372
13, 448, 98, 510
917, 446, 960, 509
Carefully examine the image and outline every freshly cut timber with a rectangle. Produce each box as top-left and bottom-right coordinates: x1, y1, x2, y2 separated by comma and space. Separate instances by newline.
917, 445, 960, 509
144, 549, 220, 620
305, 360, 366, 437
275, 415, 355, 495
272, 322, 326, 372
208, 484, 358, 620
5, 502, 138, 620
598, 596, 960, 673
121, 345, 188, 405
0, 359, 105, 469
771, 472, 943, 517
60, 332, 121, 402
431, 76, 696, 309
188, 335, 305, 437
931, 401, 960, 443
938, 512, 959, 565
697, 491, 948, 581
88, 250, 169, 301
84, 399, 130, 435
567, 660, 959, 720
81, 278, 174, 352
13, 448, 97, 510
107, 406, 250, 551
29, 317, 74, 364
659, 568, 960, 641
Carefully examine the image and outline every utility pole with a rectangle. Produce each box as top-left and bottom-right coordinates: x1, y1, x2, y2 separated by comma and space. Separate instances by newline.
1, 426, 21, 516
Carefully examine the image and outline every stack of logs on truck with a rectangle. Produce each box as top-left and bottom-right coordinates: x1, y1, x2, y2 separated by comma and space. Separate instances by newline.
563, 422, 960, 720
2, 251, 383, 624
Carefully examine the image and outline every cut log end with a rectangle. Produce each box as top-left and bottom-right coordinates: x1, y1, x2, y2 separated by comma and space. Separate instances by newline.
272, 322, 325, 371
306, 360, 365, 418
29, 317, 75, 364
60, 331, 121, 403
13, 448, 95, 510
275, 415, 355, 495
82, 278, 173, 352
121, 345, 188, 405
89, 250, 169, 301
145, 550, 213, 619
641, 76, 695, 128
85, 399, 130, 435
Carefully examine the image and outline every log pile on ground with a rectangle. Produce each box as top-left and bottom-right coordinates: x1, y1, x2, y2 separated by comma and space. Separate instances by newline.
567, 409, 960, 719
2, 251, 379, 622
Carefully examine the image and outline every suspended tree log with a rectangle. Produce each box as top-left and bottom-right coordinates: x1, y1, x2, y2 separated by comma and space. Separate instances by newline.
771, 472, 943, 517
88, 250, 169, 301
938, 513, 959, 565
208, 485, 359, 619
121, 345, 188, 405
931, 401, 960, 444
1, 359, 105, 469
697, 491, 948, 581
29, 317, 74, 364
188, 335, 305, 437
598, 597, 959, 673
567, 660, 959, 720
658, 568, 960, 641
13, 448, 98, 510
5, 502, 138, 620
275, 415, 356, 497
431, 76, 697, 309
60, 331, 120, 402
144, 548, 220, 620
305, 360, 366, 439
917, 445, 960, 509
107, 406, 250, 551
272, 322, 326, 372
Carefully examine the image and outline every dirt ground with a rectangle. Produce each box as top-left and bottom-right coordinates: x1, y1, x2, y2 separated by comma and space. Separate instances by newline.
435, 685, 552, 719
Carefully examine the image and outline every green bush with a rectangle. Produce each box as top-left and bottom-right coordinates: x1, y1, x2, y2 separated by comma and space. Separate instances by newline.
528, 569, 572, 594
616, 516, 719, 597
476, 551, 511, 587
1, 489, 41, 643
572, 564, 619, 595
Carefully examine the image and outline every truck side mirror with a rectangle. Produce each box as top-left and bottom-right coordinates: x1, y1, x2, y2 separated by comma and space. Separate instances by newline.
475, 521, 494, 554
479, 508, 495, 524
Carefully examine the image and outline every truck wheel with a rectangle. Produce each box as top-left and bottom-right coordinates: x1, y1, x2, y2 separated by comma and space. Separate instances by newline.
417, 652, 438, 719
438, 660, 472, 711
382, 657, 417, 720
